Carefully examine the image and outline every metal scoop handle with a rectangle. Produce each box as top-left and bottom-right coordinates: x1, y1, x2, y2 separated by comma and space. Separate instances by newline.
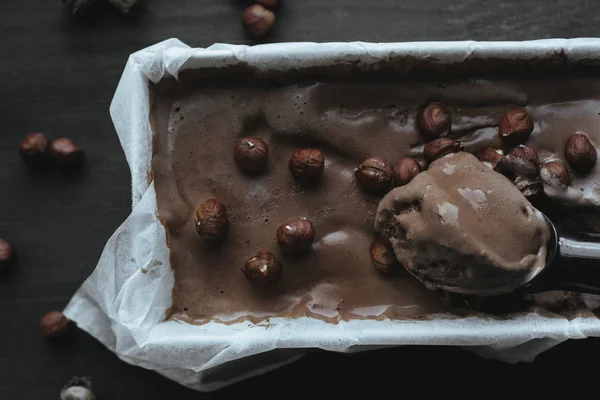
525, 227, 600, 295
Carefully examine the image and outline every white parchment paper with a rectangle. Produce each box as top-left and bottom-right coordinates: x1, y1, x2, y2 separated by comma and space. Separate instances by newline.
64, 38, 600, 392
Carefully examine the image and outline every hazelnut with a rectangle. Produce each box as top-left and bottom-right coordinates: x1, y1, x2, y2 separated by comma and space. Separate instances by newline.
19, 133, 49, 167
355, 157, 393, 193
502, 145, 539, 178
540, 161, 570, 189
498, 108, 534, 144
0, 239, 13, 272
257, 0, 279, 6
234, 137, 269, 172
194, 199, 229, 241
60, 377, 95, 400
243, 4, 276, 38
475, 147, 504, 169
370, 239, 398, 274
50, 138, 85, 169
393, 157, 421, 187
565, 132, 597, 174
289, 148, 325, 184
242, 251, 282, 287
40, 311, 71, 339
423, 138, 463, 164
416, 102, 451, 139
276, 218, 315, 252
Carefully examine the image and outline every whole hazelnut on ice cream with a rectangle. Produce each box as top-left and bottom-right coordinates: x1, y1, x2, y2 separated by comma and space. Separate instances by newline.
498, 108, 534, 144
416, 102, 451, 139
276, 218, 315, 252
355, 157, 393, 193
393, 157, 421, 187
475, 147, 504, 169
503, 145, 540, 178
40, 311, 71, 339
234, 137, 269, 172
19, 133, 49, 167
243, 4, 275, 38
194, 199, 229, 241
565, 132, 597, 174
540, 161, 570, 189
242, 251, 282, 287
370, 239, 398, 274
289, 148, 325, 184
423, 138, 463, 164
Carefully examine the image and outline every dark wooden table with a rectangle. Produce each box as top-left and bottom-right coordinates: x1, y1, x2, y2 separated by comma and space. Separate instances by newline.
2, 0, 600, 398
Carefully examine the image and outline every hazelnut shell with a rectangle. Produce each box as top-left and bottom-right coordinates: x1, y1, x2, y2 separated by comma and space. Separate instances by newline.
355, 157, 393, 193
498, 108, 534, 144
370, 239, 398, 274
242, 251, 282, 287
243, 4, 276, 38
540, 161, 570, 188
416, 102, 451, 139
393, 158, 421, 187
289, 148, 325, 184
423, 138, 463, 164
194, 199, 229, 241
234, 137, 269, 172
40, 311, 71, 339
502, 145, 540, 178
49, 137, 85, 169
475, 147, 504, 169
565, 132, 597, 174
277, 218, 315, 251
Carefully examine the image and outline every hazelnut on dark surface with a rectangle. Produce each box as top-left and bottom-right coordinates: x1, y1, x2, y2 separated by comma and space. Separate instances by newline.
242, 251, 282, 287
243, 4, 276, 38
194, 199, 229, 241
498, 108, 534, 144
276, 218, 315, 252
355, 157, 393, 193
475, 147, 504, 169
503, 145, 540, 178
423, 138, 463, 164
60, 377, 95, 400
257, 0, 279, 7
289, 148, 325, 184
50, 138, 85, 169
540, 161, 570, 188
565, 132, 597, 174
393, 157, 421, 187
416, 102, 451, 139
40, 311, 71, 339
234, 137, 269, 172
0, 239, 13, 272
19, 133, 49, 166
370, 239, 398, 274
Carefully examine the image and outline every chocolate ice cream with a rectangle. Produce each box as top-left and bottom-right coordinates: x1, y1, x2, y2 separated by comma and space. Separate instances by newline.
375, 152, 550, 296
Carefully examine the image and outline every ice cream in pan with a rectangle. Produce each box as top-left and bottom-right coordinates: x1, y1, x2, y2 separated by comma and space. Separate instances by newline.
151, 71, 600, 323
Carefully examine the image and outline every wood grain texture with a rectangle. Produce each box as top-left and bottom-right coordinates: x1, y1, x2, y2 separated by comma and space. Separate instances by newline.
1, 0, 600, 398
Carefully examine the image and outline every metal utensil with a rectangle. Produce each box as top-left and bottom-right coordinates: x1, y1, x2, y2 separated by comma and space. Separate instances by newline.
518, 215, 600, 295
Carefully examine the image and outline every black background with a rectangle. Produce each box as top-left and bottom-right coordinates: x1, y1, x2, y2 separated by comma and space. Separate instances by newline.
2, 0, 600, 398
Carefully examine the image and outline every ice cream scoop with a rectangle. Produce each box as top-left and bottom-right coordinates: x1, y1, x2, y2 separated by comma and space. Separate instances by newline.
375, 151, 600, 296
375, 152, 548, 296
